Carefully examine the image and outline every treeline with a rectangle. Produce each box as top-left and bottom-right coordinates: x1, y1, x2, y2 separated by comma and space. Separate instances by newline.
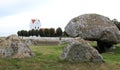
17, 27, 68, 37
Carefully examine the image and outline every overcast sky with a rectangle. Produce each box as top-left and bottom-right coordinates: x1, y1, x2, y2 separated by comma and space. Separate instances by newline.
0, 0, 120, 36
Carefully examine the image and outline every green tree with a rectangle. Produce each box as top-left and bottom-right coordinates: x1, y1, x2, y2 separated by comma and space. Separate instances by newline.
49, 28, 55, 37
45, 29, 50, 37
24, 30, 28, 37
56, 27, 62, 37
29, 29, 35, 36
35, 30, 39, 37
28, 30, 32, 36
56, 27, 63, 40
20, 30, 28, 37
17, 31, 21, 36
21, 30, 24, 36
39, 29, 45, 37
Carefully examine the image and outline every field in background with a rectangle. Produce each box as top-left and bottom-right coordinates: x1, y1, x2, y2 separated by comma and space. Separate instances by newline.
0, 42, 120, 70
22, 37, 73, 40
23, 37, 73, 46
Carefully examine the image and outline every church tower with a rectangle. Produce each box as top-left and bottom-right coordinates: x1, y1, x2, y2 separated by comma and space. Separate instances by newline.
30, 19, 41, 30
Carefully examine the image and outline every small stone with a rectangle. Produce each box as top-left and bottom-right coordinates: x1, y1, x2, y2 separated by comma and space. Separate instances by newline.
60, 37, 104, 62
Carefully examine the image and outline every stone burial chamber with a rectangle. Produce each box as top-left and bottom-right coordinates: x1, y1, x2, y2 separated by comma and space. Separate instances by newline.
60, 13, 120, 63
65, 13, 120, 53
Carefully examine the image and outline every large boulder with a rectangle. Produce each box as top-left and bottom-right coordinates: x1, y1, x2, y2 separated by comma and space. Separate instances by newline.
65, 14, 120, 52
60, 37, 103, 62
0, 35, 34, 58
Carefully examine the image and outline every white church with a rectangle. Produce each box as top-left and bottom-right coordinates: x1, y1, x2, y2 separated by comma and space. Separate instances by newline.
30, 19, 41, 30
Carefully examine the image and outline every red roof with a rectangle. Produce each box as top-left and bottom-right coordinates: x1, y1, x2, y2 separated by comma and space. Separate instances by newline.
32, 19, 36, 24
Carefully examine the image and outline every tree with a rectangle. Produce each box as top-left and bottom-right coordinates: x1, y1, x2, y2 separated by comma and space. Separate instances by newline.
17, 31, 21, 36
28, 30, 32, 36
20, 30, 25, 39
56, 27, 63, 40
24, 30, 28, 37
20, 30, 24, 36
35, 30, 39, 37
49, 28, 55, 37
39, 29, 44, 37
56, 27, 62, 37
31, 29, 35, 36
44, 28, 50, 37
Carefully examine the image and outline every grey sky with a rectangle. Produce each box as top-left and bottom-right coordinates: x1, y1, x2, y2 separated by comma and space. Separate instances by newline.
0, 0, 120, 36
0, 0, 50, 17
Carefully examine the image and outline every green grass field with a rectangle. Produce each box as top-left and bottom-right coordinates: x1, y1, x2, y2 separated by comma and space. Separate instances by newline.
0, 43, 120, 70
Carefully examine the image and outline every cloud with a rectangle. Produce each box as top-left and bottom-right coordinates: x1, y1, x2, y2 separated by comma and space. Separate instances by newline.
0, 0, 50, 17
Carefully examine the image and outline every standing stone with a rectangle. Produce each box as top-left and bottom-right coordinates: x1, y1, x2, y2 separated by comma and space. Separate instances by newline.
11, 42, 34, 58
0, 35, 34, 58
60, 37, 103, 62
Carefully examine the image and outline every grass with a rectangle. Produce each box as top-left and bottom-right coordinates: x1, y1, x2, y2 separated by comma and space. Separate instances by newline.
0, 43, 120, 70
